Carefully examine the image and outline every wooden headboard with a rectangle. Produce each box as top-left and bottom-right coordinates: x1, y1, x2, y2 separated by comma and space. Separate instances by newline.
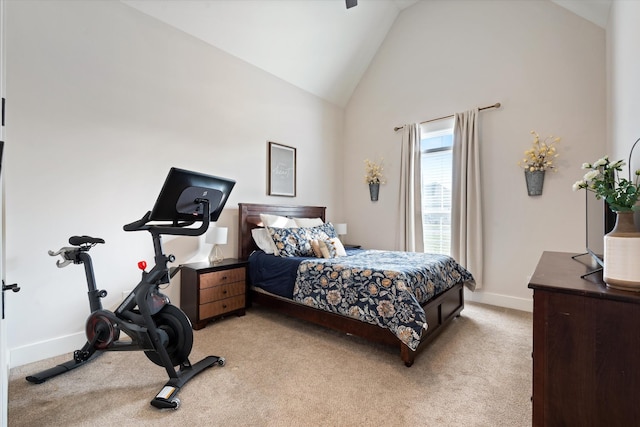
237, 203, 326, 260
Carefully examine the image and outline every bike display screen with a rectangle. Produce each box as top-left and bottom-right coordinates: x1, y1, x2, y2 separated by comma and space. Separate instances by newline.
150, 167, 235, 222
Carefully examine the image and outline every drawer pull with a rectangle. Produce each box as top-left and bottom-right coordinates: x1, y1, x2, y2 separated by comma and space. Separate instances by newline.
222, 304, 227, 309
223, 290, 228, 294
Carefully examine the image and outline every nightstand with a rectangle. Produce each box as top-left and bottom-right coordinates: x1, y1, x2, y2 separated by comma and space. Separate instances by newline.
180, 258, 248, 330
343, 244, 361, 249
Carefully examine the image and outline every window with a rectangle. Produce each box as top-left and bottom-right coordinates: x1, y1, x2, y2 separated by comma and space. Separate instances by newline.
420, 118, 454, 255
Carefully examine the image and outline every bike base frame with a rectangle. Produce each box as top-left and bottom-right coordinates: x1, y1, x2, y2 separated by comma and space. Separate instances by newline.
150, 355, 225, 409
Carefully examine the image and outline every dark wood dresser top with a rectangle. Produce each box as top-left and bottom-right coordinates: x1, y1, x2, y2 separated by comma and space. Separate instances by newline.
528, 251, 640, 304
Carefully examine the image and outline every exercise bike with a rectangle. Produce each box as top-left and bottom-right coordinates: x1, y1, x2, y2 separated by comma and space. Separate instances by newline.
26, 168, 236, 409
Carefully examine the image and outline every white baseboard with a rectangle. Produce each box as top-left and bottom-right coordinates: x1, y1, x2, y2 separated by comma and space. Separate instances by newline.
464, 288, 533, 313
10, 300, 128, 369
10, 331, 85, 369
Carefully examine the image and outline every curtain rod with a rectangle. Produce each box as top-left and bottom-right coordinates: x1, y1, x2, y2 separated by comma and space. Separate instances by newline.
393, 102, 501, 132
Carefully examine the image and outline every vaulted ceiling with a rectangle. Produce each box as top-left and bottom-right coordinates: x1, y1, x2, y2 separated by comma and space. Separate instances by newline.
121, 0, 611, 108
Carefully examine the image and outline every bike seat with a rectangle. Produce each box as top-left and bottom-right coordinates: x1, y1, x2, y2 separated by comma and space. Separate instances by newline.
69, 236, 105, 246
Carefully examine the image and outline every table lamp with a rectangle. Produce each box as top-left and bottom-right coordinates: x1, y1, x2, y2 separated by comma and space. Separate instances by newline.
206, 226, 228, 264
334, 223, 347, 239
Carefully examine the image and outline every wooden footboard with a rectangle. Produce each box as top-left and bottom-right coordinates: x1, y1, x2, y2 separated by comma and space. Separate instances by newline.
403, 282, 464, 366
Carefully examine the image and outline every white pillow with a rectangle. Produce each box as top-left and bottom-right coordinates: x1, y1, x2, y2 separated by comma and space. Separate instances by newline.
251, 228, 278, 254
293, 217, 324, 227
260, 213, 297, 228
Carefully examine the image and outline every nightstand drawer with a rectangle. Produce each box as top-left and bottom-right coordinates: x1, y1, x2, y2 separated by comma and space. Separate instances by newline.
199, 295, 245, 319
200, 281, 245, 304
199, 268, 246, 289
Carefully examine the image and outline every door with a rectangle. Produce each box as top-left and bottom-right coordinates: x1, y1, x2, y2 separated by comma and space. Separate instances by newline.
1, 0, 8, 424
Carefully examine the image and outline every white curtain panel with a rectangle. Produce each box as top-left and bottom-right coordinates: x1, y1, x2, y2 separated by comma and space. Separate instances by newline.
397, 123, 424, 252
452, 109, 483, 289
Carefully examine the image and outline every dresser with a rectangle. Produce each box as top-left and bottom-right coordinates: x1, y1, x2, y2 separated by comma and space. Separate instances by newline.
528, 251, 640, 426
180, 259, 248, 330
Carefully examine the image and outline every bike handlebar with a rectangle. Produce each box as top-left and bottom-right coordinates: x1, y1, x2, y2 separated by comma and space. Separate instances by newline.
123, 211, 152, 232
48, 247, 78, 268
122, 198, 211, 237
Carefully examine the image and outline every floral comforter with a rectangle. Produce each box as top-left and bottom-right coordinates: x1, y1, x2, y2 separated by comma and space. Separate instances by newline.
292, 250, 475, 351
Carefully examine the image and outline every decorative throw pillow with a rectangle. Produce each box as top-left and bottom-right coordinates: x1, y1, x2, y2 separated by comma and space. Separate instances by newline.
318, 240, 336, 258
266, 226, 314, 257
306, 222, 338, 241
327, 237, 347, 257
266, 223, 339, 257
319, 237, 347, 258
309, 239, 323, 258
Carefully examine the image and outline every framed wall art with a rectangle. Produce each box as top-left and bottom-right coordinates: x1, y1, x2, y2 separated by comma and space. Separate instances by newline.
268, 141, 296, 197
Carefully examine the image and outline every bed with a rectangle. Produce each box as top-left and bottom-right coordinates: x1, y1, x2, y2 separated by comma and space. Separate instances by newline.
237, 202, 475, 366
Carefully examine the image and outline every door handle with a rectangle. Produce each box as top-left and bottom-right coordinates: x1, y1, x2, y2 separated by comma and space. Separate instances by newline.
2, 280, 20, 293
2, 280, 21, 319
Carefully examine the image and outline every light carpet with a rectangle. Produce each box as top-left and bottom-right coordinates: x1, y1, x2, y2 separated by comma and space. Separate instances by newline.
8, 302, 532, 426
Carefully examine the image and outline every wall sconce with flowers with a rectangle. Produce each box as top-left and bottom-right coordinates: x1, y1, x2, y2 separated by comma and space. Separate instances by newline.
518, 131, 561, 196
364, 157, 386, 201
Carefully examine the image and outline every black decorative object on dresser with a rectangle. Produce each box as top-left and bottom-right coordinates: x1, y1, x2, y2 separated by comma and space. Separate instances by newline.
180, 259, 248, 330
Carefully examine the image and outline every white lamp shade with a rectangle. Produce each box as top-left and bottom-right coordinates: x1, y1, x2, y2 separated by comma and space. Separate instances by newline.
206, 226, 228, 245
334, 223, 347, 235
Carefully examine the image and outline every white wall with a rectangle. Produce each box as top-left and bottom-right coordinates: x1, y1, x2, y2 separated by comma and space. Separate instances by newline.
5, 0, 344, 367
608, 0, 640, 162
5, 0, 617, 368
344, 0, 607, 310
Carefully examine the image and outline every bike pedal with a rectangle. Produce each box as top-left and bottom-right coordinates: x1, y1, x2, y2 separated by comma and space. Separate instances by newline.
151, 386, 180, 409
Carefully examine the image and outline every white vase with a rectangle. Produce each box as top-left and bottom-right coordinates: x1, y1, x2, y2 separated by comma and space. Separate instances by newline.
603, 211, 640, 291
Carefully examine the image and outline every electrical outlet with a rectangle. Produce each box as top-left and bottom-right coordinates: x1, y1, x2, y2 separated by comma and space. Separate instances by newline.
121, 290, 132, 302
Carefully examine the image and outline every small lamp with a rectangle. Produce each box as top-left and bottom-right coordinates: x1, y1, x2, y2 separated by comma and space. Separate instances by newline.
206, 226, 228, 264
334, 223, 347, 239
